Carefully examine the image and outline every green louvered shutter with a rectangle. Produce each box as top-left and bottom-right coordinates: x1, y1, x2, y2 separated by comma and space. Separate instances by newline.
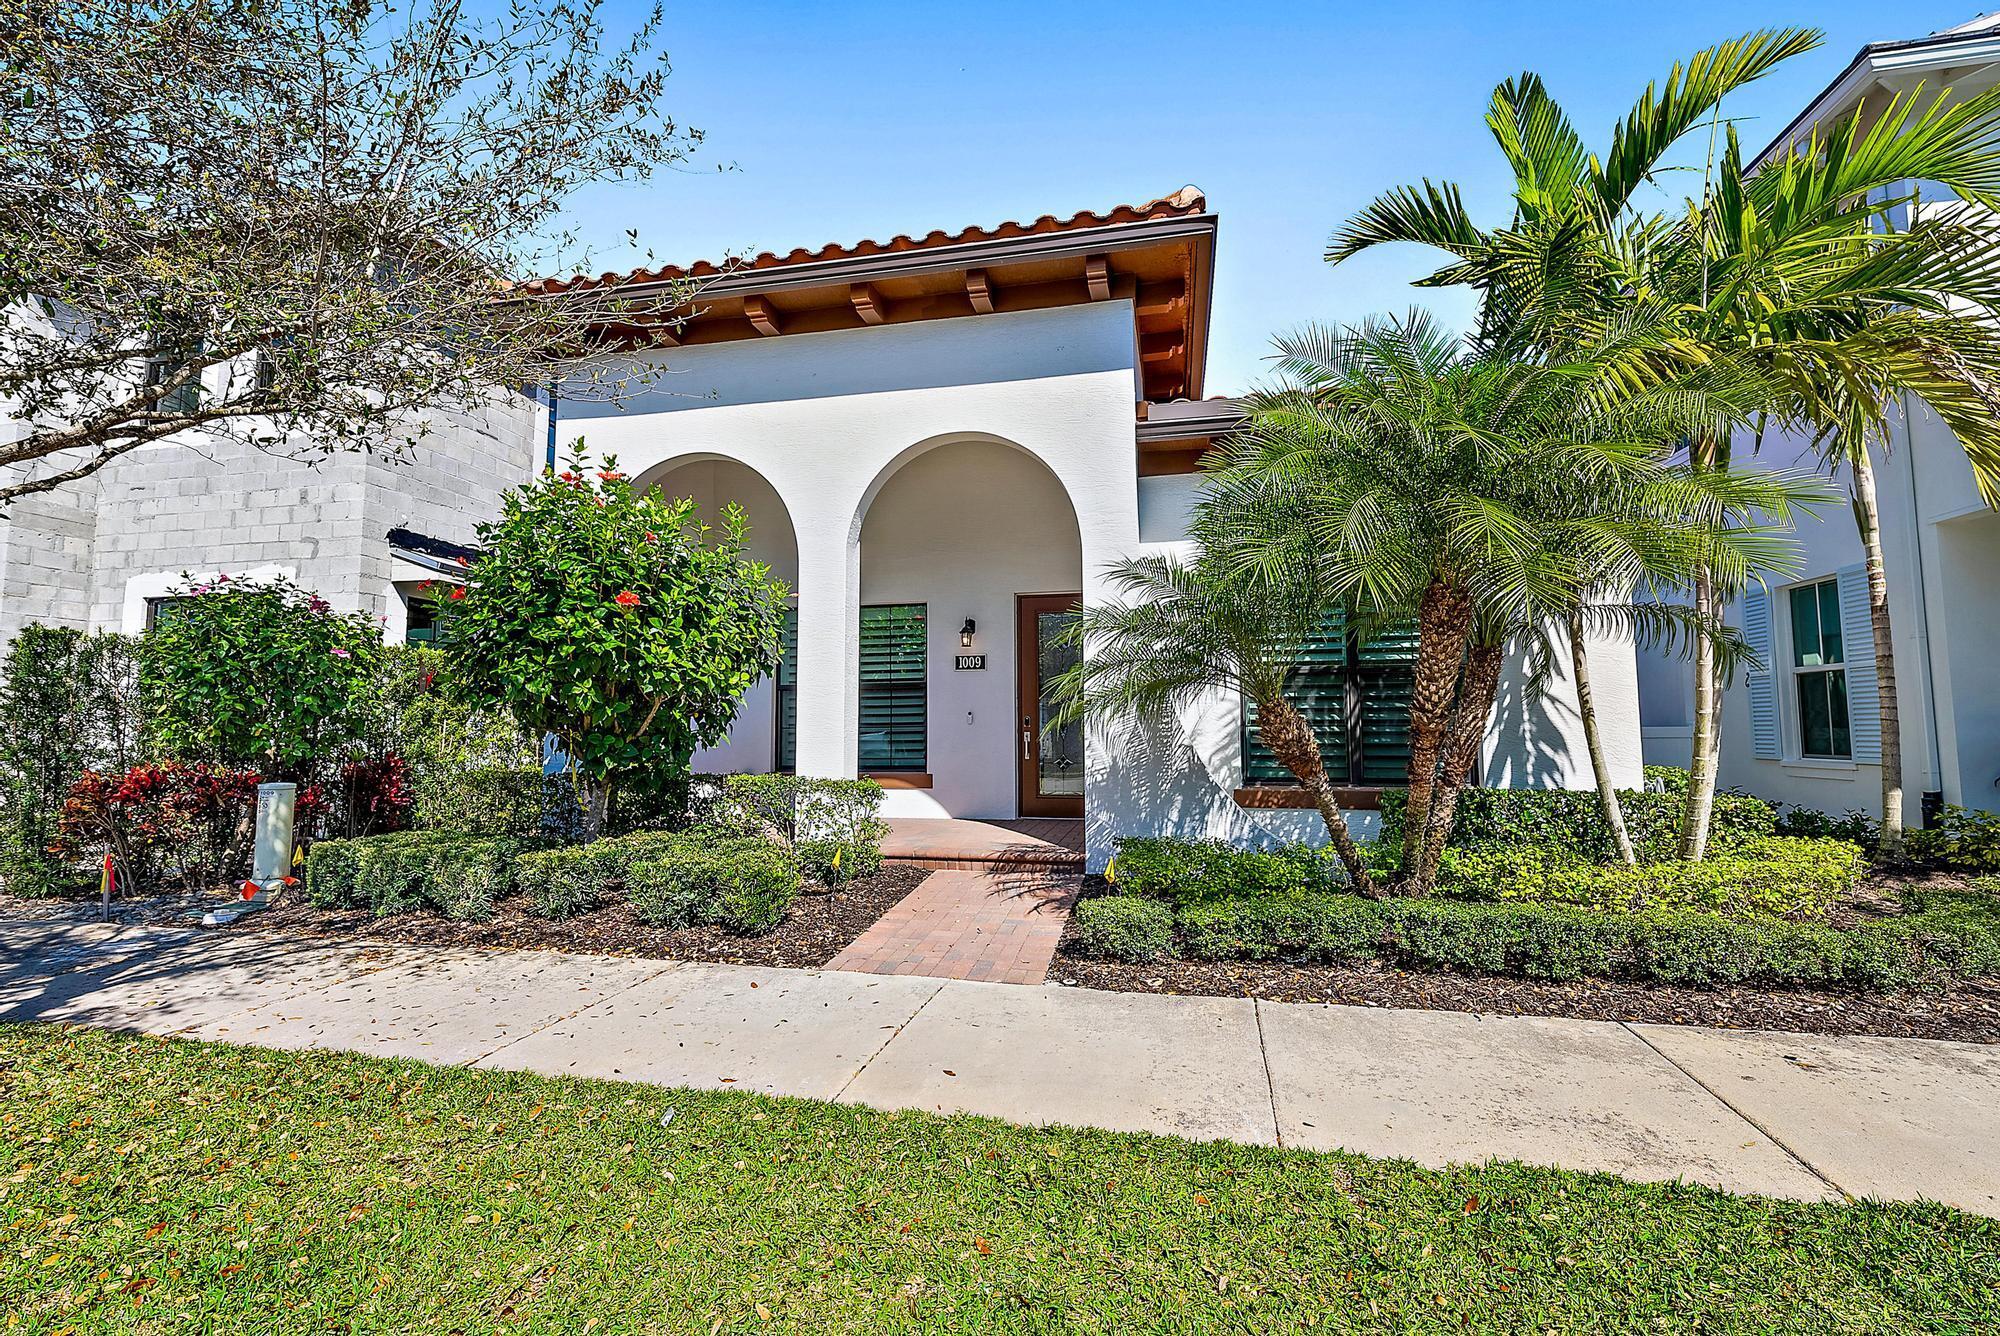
1355, 621, 1418, 784
774, 606, 798, 771
1241, 611, 1416, 787
1244, 610, 1351, 785
859, 604, 926, 771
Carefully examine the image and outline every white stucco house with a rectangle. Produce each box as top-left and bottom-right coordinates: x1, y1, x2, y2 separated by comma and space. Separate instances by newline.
1635, 16, 2000, 826
1, 187, 1644, 868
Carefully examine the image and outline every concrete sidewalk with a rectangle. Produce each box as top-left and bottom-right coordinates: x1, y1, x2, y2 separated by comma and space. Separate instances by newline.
4, 919, 1996, 1216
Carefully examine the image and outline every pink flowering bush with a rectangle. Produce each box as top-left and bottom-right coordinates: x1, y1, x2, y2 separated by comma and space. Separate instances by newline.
140, 574, 382, 772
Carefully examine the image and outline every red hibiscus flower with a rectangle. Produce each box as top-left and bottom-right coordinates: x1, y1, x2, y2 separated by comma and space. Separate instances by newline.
597, 469, 625, 482
613, 590, 641, 607
448, 586, 466, 600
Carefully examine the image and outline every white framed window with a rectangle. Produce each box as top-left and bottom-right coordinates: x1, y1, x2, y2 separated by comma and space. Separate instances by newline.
1785, 578, 1851, 760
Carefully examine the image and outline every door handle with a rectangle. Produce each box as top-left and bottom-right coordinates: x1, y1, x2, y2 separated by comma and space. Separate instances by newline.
1022, 717, 1033, 761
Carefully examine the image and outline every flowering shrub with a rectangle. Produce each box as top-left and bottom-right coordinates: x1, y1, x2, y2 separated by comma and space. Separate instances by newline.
440, 449, 787, 835
141, 573, 382, 771
53, 761, 261, 893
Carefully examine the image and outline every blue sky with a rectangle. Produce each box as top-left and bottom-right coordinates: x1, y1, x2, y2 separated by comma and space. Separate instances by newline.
563, 2, 1974, 394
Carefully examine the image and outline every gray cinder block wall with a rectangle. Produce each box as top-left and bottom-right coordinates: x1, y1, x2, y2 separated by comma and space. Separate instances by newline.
0, 389, 541, 645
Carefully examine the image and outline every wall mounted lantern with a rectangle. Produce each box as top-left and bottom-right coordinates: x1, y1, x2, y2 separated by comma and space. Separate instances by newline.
959, 618, 977, 648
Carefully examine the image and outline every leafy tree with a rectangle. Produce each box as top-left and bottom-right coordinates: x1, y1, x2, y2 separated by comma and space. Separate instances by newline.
0, 0, 697, 507
1327, 28, 2000, 858
442, 452, 788, 838
141, 574, 384, 773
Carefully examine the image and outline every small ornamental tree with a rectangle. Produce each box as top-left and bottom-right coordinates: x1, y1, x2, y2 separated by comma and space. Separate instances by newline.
442, 451, 787, 837
141, 574, 384, 773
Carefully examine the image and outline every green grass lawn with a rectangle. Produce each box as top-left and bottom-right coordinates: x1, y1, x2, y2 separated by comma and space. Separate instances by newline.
1, 1025, 1991, 1333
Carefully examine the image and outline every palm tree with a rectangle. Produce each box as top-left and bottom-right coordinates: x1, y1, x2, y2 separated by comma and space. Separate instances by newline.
1327, 30, 2000, 859
1203, 313, 1795, 890
1047, 554, 1383, 898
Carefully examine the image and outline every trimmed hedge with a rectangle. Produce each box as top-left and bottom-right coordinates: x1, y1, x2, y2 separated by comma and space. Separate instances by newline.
1108, 837, 1341, 905
1436, 836, 1860, 919
512, 829, 688, 920
1379, 785, 1776, 863
1076, 884, 2000, 990
1071, 897, 1175, 962
306, 830, 516, 920
629, 837, 801, 934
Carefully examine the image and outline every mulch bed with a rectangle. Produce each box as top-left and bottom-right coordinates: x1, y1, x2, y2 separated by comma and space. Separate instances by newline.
231, 865, 931, 969
1052, 941, 2000, 1044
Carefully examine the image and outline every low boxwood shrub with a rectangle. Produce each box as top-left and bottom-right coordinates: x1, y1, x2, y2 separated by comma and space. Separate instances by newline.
1077, 875, 2000, 991
628, 837, 802, 934
1070, 897, 1175, 962
1436, 836, 1859, 920
1108, 837, 1336, 905
515, 828, 691, 920
1380, 785, 1776, 863
1178, 894, 1387, 964
307, 830, 514, 920
413, 764, 559, 843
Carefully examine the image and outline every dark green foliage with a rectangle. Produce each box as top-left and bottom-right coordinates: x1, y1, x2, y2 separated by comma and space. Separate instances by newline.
1178, 894, 1389, 964
1435, 836, 1859, 919
1070, 897, 1176, 962
1108, 836, 1339, 905
1091, 878, 2000, 990
515, 828, 687, 919
0, 627, 142, 896
140, 575, 381, 771
1906, 806, 2000, 874
417, 764, 566, 843
1379, 785, 1776, 863
307, 830, 515, 920
628, 837, 801, 933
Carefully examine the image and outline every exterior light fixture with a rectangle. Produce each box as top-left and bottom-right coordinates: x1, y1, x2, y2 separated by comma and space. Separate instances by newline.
959, 618, 976, 648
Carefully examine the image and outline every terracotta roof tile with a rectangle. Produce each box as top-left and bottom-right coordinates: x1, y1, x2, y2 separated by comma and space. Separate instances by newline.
522, 186, 1207, 295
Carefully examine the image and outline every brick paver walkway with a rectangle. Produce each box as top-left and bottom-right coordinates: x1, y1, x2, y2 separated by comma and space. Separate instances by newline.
826, 868, 1078, 984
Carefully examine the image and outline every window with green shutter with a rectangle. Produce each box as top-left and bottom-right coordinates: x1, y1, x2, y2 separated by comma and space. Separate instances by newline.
774, 606, 798, 771
859, 603, 926, 771
1242, 608, 1417, 787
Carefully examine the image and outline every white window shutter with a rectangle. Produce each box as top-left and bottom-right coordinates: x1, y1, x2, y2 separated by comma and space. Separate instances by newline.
1742, 587, 1780, 759
1836, 564, 1882, 764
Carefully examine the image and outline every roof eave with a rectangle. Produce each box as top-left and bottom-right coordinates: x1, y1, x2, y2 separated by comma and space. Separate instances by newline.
1752, 29, 2000, 170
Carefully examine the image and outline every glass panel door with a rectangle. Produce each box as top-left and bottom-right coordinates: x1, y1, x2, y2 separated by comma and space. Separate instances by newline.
1036, 609, 1084, 799
1017, 595, 1084, 817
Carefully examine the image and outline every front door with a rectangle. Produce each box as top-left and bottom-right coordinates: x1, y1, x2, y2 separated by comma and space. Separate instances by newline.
1017, 594, 1085, 818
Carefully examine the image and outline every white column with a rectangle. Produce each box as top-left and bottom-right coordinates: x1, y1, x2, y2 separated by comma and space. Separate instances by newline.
790, 512, 860, 779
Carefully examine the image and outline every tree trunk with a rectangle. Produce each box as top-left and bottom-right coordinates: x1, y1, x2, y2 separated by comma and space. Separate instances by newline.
1569, 609, 1637, 866
1851, 450, 1904, 858
1679, 565, 1720, 861
1400, 579, 1474, 875
1414, 640, 1504, 892
583, 775, 614, 841
1256, 692, 1379, 898
1679, 432, 1724, 862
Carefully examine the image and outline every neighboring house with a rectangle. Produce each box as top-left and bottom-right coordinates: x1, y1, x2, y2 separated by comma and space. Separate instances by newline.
1635, 16, 2000, 824
1, 186, 1644, 867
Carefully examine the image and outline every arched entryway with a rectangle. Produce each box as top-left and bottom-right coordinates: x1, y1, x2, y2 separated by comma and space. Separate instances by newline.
855, 435, 1085, 818
632, 455, 800, 774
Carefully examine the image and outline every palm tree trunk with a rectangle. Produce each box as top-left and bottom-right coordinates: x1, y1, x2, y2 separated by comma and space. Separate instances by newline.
1415, 640, 1505, 891
1400, 579, 1474, 874
1569, 609, 1637, 866
1680, 431, 1723, 862
1256, 692, 1379, 898
1851, 449, 1904, 858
